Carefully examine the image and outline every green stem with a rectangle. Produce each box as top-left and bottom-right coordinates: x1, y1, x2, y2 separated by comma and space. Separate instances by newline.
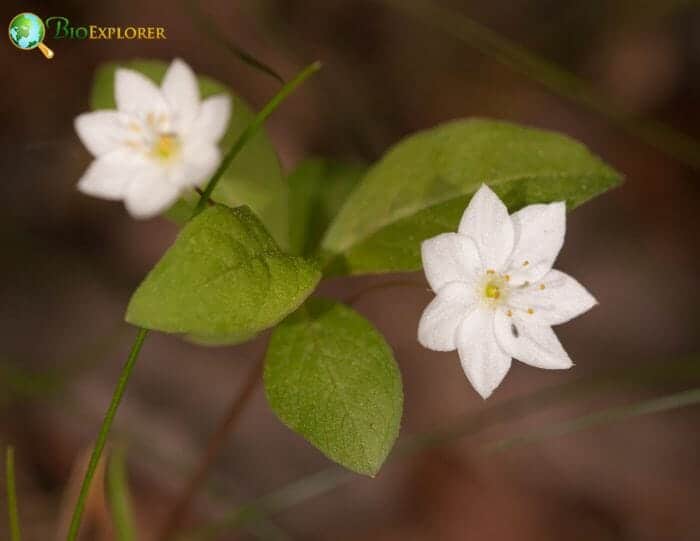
5, 447, 22, 541
65, 327, 148, 541
65, 61, 321, 541
192, 61, 322, 216
108, 446, 137, 541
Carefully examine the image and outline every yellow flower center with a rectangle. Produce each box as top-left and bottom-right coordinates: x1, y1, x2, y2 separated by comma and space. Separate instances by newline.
151, 134, 180, 160
485, 282, 501, 299
480, 271, 510, 307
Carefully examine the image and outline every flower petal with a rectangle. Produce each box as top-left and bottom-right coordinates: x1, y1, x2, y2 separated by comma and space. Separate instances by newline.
161, 58, 200, 134
187, 95, 232, 143
183, 143, 221, 185
74, 111, 131, 157
508, 269, 597, 326
505, 202, 566, 284
77, 148, 149, 201
418, 282, 477, 352
123, 170, 179, 219
115, 68, 168, 117
456, 308, 512, 399
421, 233, 482, 292
458, 184, 514, 271
168, 143, 221, 188
494, 310, 572, 369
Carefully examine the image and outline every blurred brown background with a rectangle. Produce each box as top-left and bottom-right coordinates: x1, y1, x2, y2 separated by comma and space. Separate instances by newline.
2, 0, 700, 539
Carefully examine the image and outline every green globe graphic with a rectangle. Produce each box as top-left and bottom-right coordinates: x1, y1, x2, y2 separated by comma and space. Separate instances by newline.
8, 12, 45, 50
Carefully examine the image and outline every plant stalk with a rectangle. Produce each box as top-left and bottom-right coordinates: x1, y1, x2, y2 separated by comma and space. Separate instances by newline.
65, 60, 321, 541
192, 61, 322, 216
5, 446, 22, 541
65, 327, 148, 541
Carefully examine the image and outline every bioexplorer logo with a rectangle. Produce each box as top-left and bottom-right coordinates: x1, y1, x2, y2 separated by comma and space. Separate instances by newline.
8, 12, 54, 58
8, 12, 167, 59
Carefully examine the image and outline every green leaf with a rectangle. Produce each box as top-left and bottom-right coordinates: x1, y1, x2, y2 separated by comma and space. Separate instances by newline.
90, 59, 289, 249
107, 447, 136, 541
264, 298, 403, 476
287, 158, 366, 256
125, 205, 321, 345
321, 118, 622, 275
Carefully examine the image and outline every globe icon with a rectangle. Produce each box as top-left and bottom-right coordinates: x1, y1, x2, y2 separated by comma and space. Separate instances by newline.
9, 13, 44, 49
8, 12, 53, 58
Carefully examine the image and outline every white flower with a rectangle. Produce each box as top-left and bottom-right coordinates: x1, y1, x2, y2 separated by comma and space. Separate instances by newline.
74, 58, 231, 219
418, 184, 597, 399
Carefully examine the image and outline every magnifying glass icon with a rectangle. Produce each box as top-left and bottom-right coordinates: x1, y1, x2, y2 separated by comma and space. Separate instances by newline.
8, 12, 55, 59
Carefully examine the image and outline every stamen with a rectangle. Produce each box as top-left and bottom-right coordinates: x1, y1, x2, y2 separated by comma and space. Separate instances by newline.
523, 260, 529, 266
539, 284, 545, 290
128, 121, 141, 132
486, 269, 495, 274
527, 308, 534, 315
504, 274, 510, 282
506, 309, 512, 317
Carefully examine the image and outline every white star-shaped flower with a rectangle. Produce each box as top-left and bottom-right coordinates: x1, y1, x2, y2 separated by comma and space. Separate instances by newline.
74, 58, 231, 219
418, 184, 597, 399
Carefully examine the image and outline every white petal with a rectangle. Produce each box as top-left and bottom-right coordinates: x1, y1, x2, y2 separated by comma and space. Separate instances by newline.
456, 308, 512, 399
187, 95, 232, 143
418, 282, 477, 351
421, 233, 482, 292
74, 111, 131, 157
166, 143, 221, 188
115, 68, 168, 117
77, 148, 149, 201
458, 184, 514, 271
508, 269, 597, 326
124, 171, 179, 219
494, 310, 573, 369
505, 202, 566, 284
182, 143, 221, 186
161, 58, 200, 134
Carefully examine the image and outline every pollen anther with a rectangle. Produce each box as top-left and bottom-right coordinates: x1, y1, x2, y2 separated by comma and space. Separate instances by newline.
527, 308, 534, 314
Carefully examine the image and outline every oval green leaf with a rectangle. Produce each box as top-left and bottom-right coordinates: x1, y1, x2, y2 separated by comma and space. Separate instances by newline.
321, 118, 622, 275
264, 298, 403, 477
125, 205, 320, 345
90, 59, 289, 248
